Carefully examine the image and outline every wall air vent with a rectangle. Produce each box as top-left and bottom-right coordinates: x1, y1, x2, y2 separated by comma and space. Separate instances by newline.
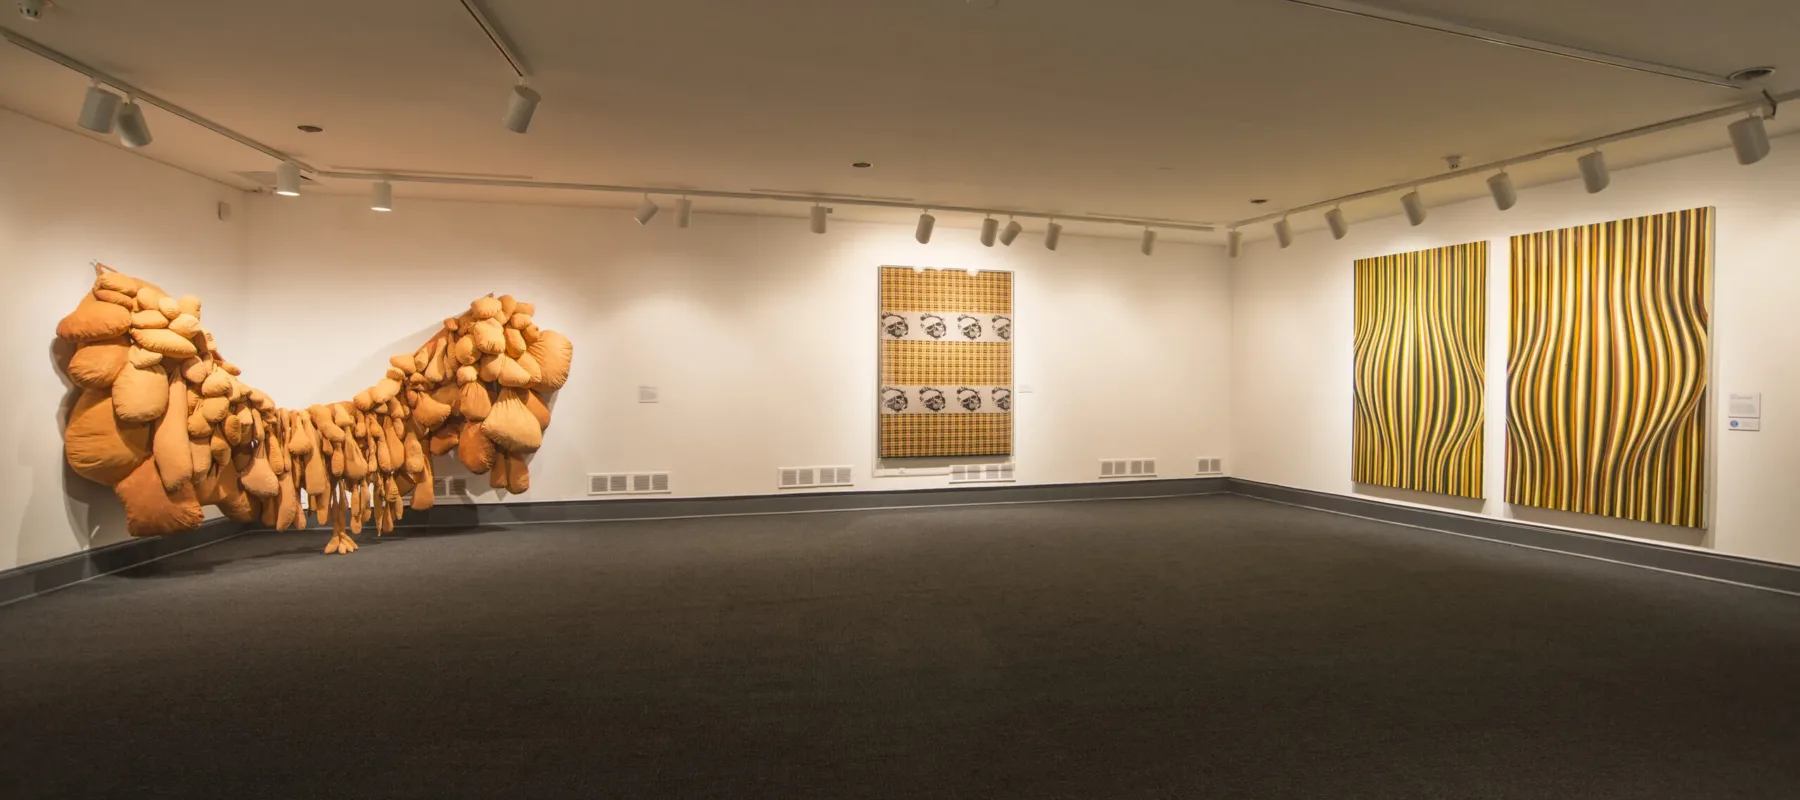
1197, 457, 1224, 476
950, 463, 1016, 484
778, 466, 854, 490
1100, 458, 1157, 479
589, 473, 671, 496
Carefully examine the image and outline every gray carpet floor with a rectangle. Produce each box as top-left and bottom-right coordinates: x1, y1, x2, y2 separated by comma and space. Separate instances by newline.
3, 494, 1798, 799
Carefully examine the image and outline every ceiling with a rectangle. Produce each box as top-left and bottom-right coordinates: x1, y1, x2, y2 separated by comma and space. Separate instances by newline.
0, 0, 1794, 243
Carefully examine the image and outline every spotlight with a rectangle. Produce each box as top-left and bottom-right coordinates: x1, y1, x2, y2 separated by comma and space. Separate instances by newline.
634, 196, 660, 226
999, 217, 1023, 246
371, 181, 393, 212
504, 83, 541, 134
77, 84, 121, 134
114, 100, 152, 148
1729, 114, 1771, 165
1488, 171, 1518, 211
1140, 227, 1158, 256
978, 216, 999, 247
676, 198, 693, 228
810, 204, 829, 234
1400, 190, 1426, 226
916, 211, 936, 244
1043, 220, 1062, 251
1325, 207, 1348, 240
274, 162, 301, 197
1227, 229, 1243, 258
1274, 217, 1294, 249
1577, 150, 1610, 194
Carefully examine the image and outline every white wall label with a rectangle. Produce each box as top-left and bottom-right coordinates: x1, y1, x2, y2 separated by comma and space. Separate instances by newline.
1729, 417, 1761, 432
1728, 392, 1762, 418
638, 386, 659, 403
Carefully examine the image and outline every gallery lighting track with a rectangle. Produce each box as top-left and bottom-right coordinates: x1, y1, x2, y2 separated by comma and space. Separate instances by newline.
0, 23, 1216, 239
1275, 0, 1742, 89
1234, 88, 1796, 242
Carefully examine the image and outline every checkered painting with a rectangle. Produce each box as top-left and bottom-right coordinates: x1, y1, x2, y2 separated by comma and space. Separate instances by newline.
879, 267, 1013, 458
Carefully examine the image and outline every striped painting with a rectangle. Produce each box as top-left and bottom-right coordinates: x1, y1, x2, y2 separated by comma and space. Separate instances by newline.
1353, 242, 1488, 498
1506, 208, 1713, 528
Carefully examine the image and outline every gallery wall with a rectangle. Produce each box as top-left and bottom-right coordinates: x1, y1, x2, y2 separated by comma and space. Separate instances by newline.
0, 109, 250, 572
1230, 134, 1800, 568
240, 194, 1234, 507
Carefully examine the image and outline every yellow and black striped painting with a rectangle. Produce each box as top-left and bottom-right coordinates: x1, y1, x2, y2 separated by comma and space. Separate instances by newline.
1353, 242, 1488, 498
1506, 208, 1712, 528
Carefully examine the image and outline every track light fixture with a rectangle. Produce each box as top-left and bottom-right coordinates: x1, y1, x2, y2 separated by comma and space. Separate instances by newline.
1274, 217, 1295, 249
1227, 229, 1243, 258
1488, 170, 1518, 211
274, 162, 301, 197
809, 204, 829, 234
77, 82, 120, 134
1400, 190, 1427, 226
634, 195, 660, 226
916, 211, 936, 244
504, 81, 541, 134
979, 216, 999, 247
371, 181, 393, 212
676, 198, 693, 228
114, 99, 151, 148
1729, 114, 1771, 165
1044, 219, 1062, 251
1577, 150, 1610, 194
1140, 227, 1158, 256
999, 217, 1023, 246
1325, 207, 1349, 240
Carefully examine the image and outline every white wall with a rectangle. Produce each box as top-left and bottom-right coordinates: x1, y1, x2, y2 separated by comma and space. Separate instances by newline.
0, 109, 249, 571
242, 194, 1234, 505
1231, 135, 1800, 567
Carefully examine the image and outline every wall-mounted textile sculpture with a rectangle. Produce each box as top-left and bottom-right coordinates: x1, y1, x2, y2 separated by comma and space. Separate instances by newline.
878, 267, 1013, 458
56, 264, 573, 554
1352, 241, 1487, 499
1506, 208, 1712, 528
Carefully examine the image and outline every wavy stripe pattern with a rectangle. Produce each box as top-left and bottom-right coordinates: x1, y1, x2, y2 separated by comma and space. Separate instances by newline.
1505, 208, 1712, 528
1353, 242, 1488, 498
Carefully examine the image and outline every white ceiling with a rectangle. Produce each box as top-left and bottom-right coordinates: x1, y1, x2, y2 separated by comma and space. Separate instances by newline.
0, 0, 1794, 242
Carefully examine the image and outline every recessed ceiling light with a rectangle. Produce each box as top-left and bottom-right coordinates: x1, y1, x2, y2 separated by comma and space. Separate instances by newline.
852, 162, 872, 168
297, 124, 323, 133
1729, 66, 1776, 82
1250, 198, 1269, 205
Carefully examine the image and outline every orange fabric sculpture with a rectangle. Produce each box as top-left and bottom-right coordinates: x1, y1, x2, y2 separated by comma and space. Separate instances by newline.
55, 264, 573, 555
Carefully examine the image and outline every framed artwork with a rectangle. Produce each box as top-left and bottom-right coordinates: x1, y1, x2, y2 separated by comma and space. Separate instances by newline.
878, 267, 1013, 458
1506, 207, 1713, 528
1352, 241, 1488, 498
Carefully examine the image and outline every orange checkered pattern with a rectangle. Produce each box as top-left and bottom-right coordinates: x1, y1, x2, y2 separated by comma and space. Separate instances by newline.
879, 267, 1012, 458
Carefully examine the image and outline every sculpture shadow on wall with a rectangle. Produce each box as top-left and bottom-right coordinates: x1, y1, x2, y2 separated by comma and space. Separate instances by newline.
43, 337, 127, 564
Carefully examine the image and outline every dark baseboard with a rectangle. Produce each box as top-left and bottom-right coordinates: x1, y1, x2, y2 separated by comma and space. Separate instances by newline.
1227, 478, 1800, 596
0, 518, 250, 607
277, 477, 1233, 531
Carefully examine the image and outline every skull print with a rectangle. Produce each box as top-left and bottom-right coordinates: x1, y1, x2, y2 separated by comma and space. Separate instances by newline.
881, 387, 909, 413
958, 314, 983, 340
991, 387, 1013, 411
957, 387, 983, 412
921, 314, 947, 340
992, 315, 1012, 341
921, 387, 947, 412
881, 313, 909, 339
